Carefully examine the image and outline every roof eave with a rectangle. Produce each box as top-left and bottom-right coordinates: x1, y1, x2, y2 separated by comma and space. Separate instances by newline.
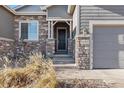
68, 5, 76, 14
13, 5, 25, 10
2, 5, 16, 14
15, 12, 47, 15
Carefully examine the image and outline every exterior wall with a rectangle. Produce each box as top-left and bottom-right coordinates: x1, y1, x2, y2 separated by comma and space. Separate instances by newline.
78, 5, 124, 69
75, 35, 90, 69
0, 40, 14, 68
0, 40, 14, 56
46, 39, 55, 57
68, 38, 73, 55
80, 5, 124, 33
47, 5, 72, 19
0, 6, 15, 66
0, 6, 14, 40
14, 15, 48, 55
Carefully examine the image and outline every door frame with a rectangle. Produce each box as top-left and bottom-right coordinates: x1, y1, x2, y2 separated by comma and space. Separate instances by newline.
56, 27, 67, 52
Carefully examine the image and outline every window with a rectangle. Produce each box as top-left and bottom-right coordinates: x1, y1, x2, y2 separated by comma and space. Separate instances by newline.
19, 21, 39, 41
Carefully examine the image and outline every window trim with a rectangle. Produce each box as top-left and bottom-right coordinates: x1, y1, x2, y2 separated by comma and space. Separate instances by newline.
19, 20, 39, 41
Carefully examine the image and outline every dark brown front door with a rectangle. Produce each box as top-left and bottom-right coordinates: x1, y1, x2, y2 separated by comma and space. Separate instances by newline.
57, 28, 67, 52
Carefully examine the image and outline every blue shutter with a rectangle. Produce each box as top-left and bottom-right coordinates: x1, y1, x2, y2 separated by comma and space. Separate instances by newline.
28, 21, 38, 40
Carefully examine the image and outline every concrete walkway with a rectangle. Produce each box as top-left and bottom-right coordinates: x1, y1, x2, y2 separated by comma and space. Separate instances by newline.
81, 69, 124, 79
55, 68, 124, 87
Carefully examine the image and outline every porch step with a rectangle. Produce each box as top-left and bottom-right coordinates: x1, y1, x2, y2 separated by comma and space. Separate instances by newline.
54, 64, 77, 69
53, 54, 72, 58
53, 54, 75, 64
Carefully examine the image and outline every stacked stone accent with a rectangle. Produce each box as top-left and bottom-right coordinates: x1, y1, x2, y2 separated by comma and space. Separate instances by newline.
68, 38, 73, 55
14, 15, 48, 55
46, 39, 55, 58
72, 39, 75, 59
0, 40, 13, 68
0, 40, 14, 56
75, 35, 90, 69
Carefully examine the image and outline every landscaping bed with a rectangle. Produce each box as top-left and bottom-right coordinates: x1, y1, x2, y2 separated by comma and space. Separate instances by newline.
57, 79, 111, 88
0, 51, 112, 88
0, 53, 57, 88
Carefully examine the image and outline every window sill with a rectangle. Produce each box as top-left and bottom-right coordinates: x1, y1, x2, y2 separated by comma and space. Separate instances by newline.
19, 39, 39, 42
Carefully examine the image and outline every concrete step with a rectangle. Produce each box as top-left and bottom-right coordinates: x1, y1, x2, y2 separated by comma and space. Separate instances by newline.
53, 54, 74, 64
53, 59, 74, 64
54, 64, 77, 69
53, 57, 74, 60
53, 61, 75, 64
53, 54, 72, 58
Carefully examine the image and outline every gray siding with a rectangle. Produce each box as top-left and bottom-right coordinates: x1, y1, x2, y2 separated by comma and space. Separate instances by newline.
47, 5, 72, 19
80, 5, 124, 33
0, 6, 14, 39
16, 5, 45, 12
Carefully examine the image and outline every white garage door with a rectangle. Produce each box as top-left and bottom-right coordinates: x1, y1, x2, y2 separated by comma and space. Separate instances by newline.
93, 25, 124, 68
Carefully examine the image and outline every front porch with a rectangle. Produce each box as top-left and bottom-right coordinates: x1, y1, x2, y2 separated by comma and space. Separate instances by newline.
46, 20, 73, 55
46, 19, 74, 64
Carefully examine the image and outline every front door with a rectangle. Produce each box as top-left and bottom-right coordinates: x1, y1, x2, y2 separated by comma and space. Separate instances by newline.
57, 28, 67, 53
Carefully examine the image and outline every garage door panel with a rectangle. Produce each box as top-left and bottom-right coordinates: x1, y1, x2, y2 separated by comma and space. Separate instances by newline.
94, 38, 117, 42
93, 44, 120, 50
93, 26, 124, 33
94, 39, 117, 42
94, 51, 118, 58
94, 45, 124, 51
93, 26, 124, 69
94, 35, 118, 41
93, 59, 119, 68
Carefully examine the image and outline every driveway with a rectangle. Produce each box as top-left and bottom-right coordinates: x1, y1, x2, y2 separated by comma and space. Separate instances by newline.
56, 68, 124, 87
82, 69, 124, 79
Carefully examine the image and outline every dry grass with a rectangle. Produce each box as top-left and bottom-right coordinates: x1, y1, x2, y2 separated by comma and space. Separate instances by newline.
0, 53, 57, 88
57, 79, 111, 88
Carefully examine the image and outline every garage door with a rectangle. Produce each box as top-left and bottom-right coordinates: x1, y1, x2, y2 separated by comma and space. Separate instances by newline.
93, 25, 124, 68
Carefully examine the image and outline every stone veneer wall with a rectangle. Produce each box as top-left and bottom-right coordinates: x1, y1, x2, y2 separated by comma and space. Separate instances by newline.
14, 15, 48, 55
0, 40, 14, 56
75, 34, 90, 69
0, 40, 14, 68
46, 39, 55, 58
72, 39, 75, 59
68, 38, 73, 55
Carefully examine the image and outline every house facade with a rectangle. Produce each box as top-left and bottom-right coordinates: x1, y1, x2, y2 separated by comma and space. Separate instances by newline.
1, 5, 124, 69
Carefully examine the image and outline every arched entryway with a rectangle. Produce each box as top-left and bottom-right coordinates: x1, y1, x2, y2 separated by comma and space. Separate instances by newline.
54, 22, 70, 54
47, 20, 72, 55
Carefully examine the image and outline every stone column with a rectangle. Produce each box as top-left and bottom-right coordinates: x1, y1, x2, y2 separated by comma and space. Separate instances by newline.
75, 35, 90, 69
48, 21, 51, 39
68, 38, 73, 55
51, 21, 53, 39
69, 21, 72, 39
46, 39, 55, 58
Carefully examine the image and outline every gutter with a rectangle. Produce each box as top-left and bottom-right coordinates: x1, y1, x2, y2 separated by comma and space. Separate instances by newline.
2, 5, 47, 15
15, 12, 47, 15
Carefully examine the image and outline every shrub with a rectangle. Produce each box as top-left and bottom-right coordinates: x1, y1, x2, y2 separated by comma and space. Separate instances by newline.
0, 53, 57, 88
